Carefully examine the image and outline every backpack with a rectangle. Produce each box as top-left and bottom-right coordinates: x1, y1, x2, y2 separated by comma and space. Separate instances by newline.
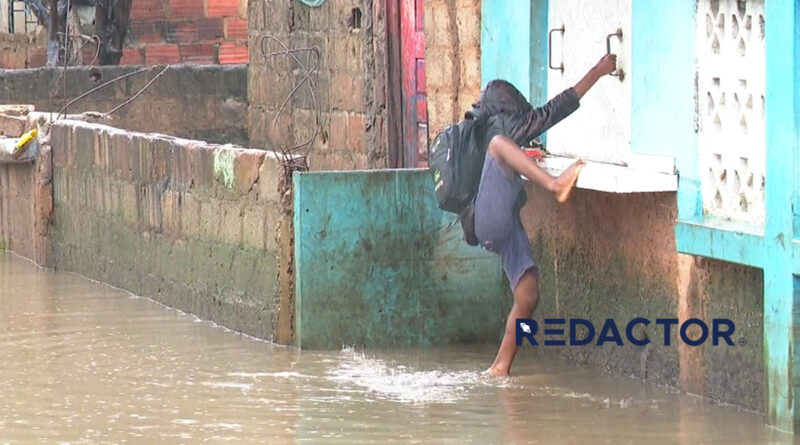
429, 80, 533, 245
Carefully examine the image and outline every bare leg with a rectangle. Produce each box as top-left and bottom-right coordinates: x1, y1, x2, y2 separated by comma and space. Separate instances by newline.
487, 269, 540, 376
488, 135, 584, 203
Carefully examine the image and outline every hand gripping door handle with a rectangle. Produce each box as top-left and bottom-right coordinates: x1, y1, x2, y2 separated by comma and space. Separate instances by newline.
606, 29, 625, 81
548, 26, 565, 72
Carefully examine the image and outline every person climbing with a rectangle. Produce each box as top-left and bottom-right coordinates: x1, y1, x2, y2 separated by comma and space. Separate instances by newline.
430, 53, 618, 376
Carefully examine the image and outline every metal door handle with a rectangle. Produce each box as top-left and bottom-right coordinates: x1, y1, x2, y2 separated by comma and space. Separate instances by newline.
606, 29, 625, 81
548, 26, 565, 72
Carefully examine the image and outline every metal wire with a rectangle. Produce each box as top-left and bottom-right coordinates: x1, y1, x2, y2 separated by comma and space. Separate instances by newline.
259, 34, 323, 176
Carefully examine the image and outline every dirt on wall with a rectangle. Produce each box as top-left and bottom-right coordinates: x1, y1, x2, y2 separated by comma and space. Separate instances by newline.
520, 184, 764, 412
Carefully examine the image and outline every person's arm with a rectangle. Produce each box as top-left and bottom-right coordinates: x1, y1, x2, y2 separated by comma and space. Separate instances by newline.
499, 54, 618, 146
574, 54, 617, 99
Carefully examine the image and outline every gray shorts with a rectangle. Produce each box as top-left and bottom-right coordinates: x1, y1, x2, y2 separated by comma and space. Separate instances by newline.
474, 152, 537, 290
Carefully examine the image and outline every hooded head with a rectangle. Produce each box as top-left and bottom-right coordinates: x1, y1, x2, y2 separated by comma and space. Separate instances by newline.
465, 79, 533, 120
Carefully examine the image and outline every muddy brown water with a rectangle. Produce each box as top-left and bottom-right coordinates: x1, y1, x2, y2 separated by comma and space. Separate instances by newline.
0, 252, 795, 444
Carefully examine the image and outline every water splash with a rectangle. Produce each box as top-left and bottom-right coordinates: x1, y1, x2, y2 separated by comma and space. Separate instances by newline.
326, 347, 508, 404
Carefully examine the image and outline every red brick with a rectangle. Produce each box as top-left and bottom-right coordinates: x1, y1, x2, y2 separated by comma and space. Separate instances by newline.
169, 0, 204, 18
130, 21, 164, 44
224, 17, 248, 39
206, 0, 240, 17
145, 44, 180, 65
348, 114, 365, 152
121, 48, 144, 65
179, 44, 218, 64
77, 43, 97, 65
218, 43, 248, 64
165, 21, 198, 43
196, 18, 224, 40
329, 113, 347, 150
28, 48, 47, 68
131, 0, 166, 20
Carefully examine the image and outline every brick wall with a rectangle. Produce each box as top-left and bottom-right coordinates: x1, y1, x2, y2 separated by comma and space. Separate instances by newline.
0, 0, 248, 69
248, 0, 389, 170
125, 0, 249, 65
424, 0, 481, 137
41, 120, 292, 340
0, 65, 248, 146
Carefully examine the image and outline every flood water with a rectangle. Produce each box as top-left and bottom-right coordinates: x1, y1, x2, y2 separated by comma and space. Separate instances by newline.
0, 252, 795, 444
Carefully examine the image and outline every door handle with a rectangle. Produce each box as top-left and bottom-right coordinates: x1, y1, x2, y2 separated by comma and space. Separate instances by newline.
548, 26, 565, 72
606, 29, 625, 81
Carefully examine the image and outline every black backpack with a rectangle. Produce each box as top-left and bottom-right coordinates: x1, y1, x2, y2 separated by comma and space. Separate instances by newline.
429, 80, 534, 245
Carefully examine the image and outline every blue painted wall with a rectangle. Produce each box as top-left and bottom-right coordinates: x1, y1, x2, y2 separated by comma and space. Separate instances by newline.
293, 170, 507, 349
631, 0, 699, 220
481, 0, 548, 106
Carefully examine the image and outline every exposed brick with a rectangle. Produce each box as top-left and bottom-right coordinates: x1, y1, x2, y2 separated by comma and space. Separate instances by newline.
169, 0, 204, 18
164, 21, 198, 43
218, 43, 248, 64
0, 115, 27, 138
145, 44, 180, 64
224, 17, 248, 39
131, 0, 166, 20
234, 150, 266, 194
130, 21, 164, 44
27, 48, 47, 68
329, 112, 348, 150
179, 44, 218, 64
197, 18, 224, 40
455, 2, 481, 49
347, 113, 365, 153
206, 0, 240, 17
120, 48, 144, 65
330, 74, 364, 112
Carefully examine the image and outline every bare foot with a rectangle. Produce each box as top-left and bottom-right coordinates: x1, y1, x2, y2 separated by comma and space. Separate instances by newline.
553, 160, 585, 203
485, 366, 510, 376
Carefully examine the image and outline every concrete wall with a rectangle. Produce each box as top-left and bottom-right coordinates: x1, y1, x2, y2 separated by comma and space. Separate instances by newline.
0, 149, 53, 266
293, 169, 506, 349
520, 185, 764, 412
424, 0, 482, 137
44, 120, 291, 341
248, 0, 389, 170
0, 64, 248, 146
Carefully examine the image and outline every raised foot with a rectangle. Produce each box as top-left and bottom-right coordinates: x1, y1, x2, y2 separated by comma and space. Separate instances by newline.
553, 160, 585, 203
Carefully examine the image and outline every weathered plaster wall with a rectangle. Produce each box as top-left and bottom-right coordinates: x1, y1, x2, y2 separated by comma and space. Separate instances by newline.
45, 120, 291, 340
293, 169, 506, 349
0, 65, 248, 146
0, 149, 53, 266
424, 0, 481, 137
520, 185, 764, 412
248, 0, 389, 170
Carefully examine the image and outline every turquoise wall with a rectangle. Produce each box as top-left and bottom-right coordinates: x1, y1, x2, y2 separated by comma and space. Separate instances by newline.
481, 0, 548, 106
631, 0, 699, 219
293, 170, 507, 349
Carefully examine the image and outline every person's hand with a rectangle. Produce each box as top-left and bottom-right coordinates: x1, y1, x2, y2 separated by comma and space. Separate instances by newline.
595, 54, 617, 76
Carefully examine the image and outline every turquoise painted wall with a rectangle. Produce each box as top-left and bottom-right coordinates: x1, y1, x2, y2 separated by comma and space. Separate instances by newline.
293, 170, 507, 349
481, 0, 548, 106
631, 0, 699, 219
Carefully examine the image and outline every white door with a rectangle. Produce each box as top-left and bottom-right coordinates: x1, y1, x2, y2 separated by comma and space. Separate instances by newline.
546, 0, 632, 165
